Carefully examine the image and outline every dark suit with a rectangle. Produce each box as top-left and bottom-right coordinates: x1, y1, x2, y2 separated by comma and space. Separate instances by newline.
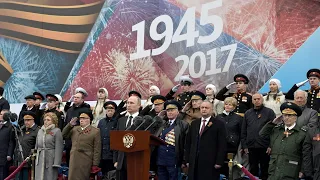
18, 105, 41, 126
113, 115, 140, 180
185, 117, 227, 180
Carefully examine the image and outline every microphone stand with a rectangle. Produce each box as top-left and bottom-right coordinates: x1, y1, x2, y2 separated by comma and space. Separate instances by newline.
10, 117, 25, 165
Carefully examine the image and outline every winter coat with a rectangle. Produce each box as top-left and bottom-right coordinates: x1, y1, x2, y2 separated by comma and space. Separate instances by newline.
97, 117, 117, 160
296, 106, 318, 129
17, 124, 39, 166
263, 92, 286, 117
35, 125, 63, 180
0, 122, 15, 166
62, 124, 101, 180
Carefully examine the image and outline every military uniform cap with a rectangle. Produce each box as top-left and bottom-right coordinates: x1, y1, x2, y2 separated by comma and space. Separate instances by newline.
128, 90, 142, 99
33, 92, 45, 100
164, 100, 182, 110
78, 109, 94, 121
103, 101, 117, 110
280, 102, 302, 117
46, 94, 58, 101
234, 74, 249, 84
306, 68, 320, 78
22, 111, 36, 120
151, 95, 166, 105
25, 95, 36, 100
190, 91, 206, 100
75, 87, 88, 97
179, 75, 193, 86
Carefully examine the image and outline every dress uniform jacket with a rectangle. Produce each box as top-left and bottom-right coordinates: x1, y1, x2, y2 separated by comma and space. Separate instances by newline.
286, 85, 320, 114
303, 123, 320, 180
18, 124, 39, 165
216, 87, 253, 116
166, 90, 193, 107
157, 118, 189, 167
62, 124, 101, 180
259, 122, 307, 180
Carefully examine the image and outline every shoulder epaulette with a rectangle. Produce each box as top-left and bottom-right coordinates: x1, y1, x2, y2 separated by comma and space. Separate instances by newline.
301, 126, 308, 132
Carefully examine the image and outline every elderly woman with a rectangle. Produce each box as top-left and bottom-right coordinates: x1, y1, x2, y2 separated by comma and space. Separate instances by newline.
216, 97, 243, 177
263, 79, 286, 117
62, 109, 101, 180
35, 112, 63, 180
143, 85, 161, 108
259, 102, 307, 180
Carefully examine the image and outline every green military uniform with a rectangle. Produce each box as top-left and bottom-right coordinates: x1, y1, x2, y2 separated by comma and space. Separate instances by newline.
260, 122, 307, 180
259, 102, 307, 180
165, 75, 194, 107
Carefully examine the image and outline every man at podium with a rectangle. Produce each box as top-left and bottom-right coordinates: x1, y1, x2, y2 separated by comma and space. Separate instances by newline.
113, 95, 142, 180
156, 100, 189, 180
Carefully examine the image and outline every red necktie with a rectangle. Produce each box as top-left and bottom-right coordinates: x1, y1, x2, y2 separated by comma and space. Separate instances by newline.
199, 120, 206, 136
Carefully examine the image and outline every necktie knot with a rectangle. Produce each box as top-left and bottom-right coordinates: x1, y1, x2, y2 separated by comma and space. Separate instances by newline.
127, 116, 133, 128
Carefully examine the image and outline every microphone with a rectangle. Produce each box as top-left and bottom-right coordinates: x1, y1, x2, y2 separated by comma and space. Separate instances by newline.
144, 116, 164, 135
125, 116, 144, 131
3, 111, 18, 122
134, 115, 154, 131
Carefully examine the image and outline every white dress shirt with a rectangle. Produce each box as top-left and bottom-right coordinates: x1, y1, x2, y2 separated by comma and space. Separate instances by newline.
126, 112, 139, 127
285, 123, 296, 131
199, 116, 211, 134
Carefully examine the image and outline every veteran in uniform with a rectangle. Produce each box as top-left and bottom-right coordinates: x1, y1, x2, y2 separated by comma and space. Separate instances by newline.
62, 109, 101, 180
166, 75, 194, 107
216, 74, 253, 117
303, 119, 320, 180
140, 95, 166, 118
286, 68, 320, 115
157, 100, 189, 180
181, 91, 206, 124
259, 102, 307, 180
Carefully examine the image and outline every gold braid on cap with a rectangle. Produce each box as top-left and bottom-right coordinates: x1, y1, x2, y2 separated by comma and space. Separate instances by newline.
282, 108, 297, 115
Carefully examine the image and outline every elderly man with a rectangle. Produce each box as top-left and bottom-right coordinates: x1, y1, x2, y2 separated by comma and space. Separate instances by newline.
286, 68, 320, 115
18, 95, 41, 126
157, 100, 189, 180
140, 95, 166, 117
166, 75, 194, 107
185, 101, 227, 180
97, 101, 118, 178
293, 90, 318, 129
216, 74, 253, 117
17, 111, 39, 180
259, 102, 307, 180
62, 109, 101, 180
241, 93, 275, 180
113, 96, 142, 180
181, 91, 206, 124
0, 109, 15, 180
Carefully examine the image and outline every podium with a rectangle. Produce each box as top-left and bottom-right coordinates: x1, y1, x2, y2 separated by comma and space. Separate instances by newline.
110, 130, 165, 180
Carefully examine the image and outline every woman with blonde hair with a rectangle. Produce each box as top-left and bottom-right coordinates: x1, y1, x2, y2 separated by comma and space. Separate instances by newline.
35, 112, 63, 180
92, 88, 109, 127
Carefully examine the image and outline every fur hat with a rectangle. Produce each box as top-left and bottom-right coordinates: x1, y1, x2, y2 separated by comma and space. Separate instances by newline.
269, 79, 281, 89
97, 88, 109, 99
205, 84, 217, 95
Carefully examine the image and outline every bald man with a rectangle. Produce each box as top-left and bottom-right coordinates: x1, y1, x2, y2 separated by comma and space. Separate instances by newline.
241, 93, 275, 180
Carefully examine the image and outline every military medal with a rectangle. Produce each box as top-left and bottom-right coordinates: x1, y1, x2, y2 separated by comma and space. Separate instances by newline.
313, 134, 320, 141
242, 96, 247, 102
26, 132, 30, 135
317, 92, 320, 98
283, 131, 291, 137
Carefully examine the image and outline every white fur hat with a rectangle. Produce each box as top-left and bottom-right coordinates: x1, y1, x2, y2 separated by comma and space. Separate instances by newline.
150, 85, 160, 95
75, 87, 88, 97
269, 79, 281, 89
205, 84, 217, 95
98, 88, 109, 98
54, 94, 62, 103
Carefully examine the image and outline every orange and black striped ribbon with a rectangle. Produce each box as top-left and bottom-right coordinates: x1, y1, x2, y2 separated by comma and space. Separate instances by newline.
0, 51, 13, 86
0, 1, 104, 54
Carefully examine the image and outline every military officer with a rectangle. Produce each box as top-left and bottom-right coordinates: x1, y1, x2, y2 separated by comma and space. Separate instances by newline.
166, 75, 194, 107
286, 68, 320, 115
140, 95, 166, 118
38, 94, 64, 130
33, 92, 45, 109
181, 91, 206, 124
157, 100, 189, 180
216, 74, 253, 117
303, 119, 320, 180
259, 102, 307, 180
